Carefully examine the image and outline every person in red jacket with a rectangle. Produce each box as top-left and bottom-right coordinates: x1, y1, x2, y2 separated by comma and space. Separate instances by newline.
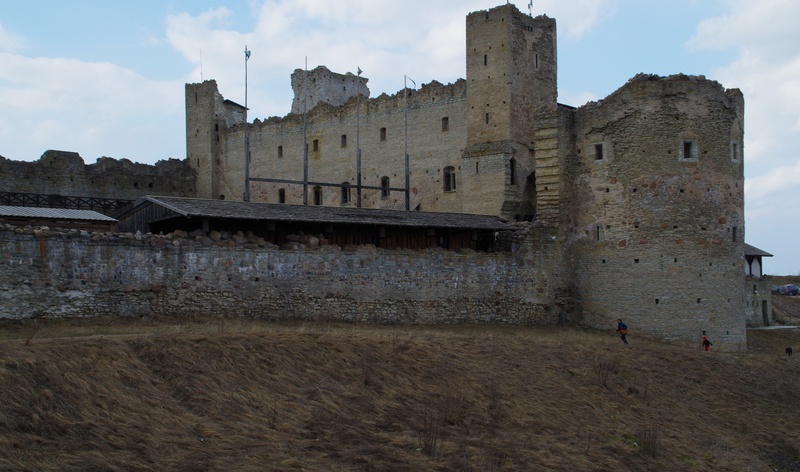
702, 336, 712, 351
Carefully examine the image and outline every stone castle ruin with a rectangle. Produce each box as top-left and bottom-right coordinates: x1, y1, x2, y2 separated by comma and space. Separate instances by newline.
0, 4, 764, 349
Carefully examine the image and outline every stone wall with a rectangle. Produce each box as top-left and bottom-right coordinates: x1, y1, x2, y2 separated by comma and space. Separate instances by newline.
0, 223, 560, 326
195, 79, 471, 212
568, 74, 746, 350
0, 150, 195, 201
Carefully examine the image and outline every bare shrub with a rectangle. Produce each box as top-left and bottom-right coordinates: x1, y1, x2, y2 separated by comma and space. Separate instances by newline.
441, 391, 467, 426
627, 373, 651, 402
636, 424, 661, 457
595, 357, 619, 389
416, 406, 442, 456
24, 326, 40, 346
488, 377, 503, 422
484, 447, 509, 471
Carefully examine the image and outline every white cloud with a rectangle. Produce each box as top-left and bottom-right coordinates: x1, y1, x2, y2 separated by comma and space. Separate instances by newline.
0, 53, 183, 162
688, 0, 800, 272
0, 23, 24, 53
531, 0, 616, 40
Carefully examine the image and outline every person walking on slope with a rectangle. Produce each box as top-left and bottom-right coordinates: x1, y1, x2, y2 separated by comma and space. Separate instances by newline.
616, 319, 629, 345
702, 336, 712, 352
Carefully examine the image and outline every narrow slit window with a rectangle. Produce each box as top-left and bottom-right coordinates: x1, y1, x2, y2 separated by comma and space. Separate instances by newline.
509, 158, 516, 185
380, 176, 390, 198
278, 145, 283, 158
380, 127, 386, 141
485, 113, 490, 124
341, 134, 347, 148
443, 166, 456, 192
278, 188, 286, 203
441, 117, 449, 132
313, 185, 322, 205
340, 182, 351, 205
313, 139, 319, 152
484, 54, 488, 66
731, 142, 740, 161
534, 53, 539, 69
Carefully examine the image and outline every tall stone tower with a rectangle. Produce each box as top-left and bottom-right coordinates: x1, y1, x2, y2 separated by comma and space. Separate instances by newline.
460, 4, 557, 217
185, 80, 246, 200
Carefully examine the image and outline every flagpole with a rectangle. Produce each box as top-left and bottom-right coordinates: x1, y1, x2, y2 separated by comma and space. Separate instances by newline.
244, 45, 251, 202
303, 57, 309, 205
403, 75, 415, 211
356, 66, 362, 208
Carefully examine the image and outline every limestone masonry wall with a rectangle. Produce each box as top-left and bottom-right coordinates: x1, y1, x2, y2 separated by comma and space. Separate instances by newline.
0, 224, 557, 326
0, 150, 196, 201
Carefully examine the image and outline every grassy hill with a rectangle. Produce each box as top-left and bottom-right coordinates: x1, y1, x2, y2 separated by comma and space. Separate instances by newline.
1, 317, 799, 471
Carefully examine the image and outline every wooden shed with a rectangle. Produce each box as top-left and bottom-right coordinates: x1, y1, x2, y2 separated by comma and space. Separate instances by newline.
113, 196, 513, 252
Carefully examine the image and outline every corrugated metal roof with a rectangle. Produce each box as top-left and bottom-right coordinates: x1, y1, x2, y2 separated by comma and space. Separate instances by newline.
744, 243, 773, 257
126, 196, 512, 231
0, 206, 117, 222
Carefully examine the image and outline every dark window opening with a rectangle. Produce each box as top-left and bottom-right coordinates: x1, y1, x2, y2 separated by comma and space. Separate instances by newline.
485, 113, 490, 124
442, 117, 449, 131
313, 139, 319, 152
313, 186, 322, 205
380, 127, 386, 141
535, 53, 539, 69
732, 226, 737, 242
681, 140, 697, 160
278, 145, 283, 158
380, 176, 390, 198
341, 182, 351, 205
341, 135, 347, 148
594, 143, 604, 160
510, 158, 516, 185
484, 54, 487, 66
279, 188, 286, 203
443, 166, 456, 192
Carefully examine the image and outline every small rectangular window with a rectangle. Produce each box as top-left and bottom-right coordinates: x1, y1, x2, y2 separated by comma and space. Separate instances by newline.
442, 117, 449, 132
380, 127, 386, 141
313, 139, 319, 152
594, 143, 604, 160
731, 142, 739, 161
278, 145, 283, 158
534, 53, 539, 69
484, 54, 488, 66
681, 140, 697, 160
278, 189, 286, 204
485, 113, 490, 124
341, 134, 347, 148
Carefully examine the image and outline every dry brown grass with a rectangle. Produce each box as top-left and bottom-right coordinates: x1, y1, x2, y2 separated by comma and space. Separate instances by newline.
1, 317, 799, 471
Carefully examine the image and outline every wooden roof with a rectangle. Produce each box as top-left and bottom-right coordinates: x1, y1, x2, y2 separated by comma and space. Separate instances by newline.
120, 196, 513, 231
744, 243, 773, 257
0, 205, 117, 222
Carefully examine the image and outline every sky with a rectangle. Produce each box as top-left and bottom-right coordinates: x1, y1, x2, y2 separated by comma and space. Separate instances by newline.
1, 0, 799, 275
